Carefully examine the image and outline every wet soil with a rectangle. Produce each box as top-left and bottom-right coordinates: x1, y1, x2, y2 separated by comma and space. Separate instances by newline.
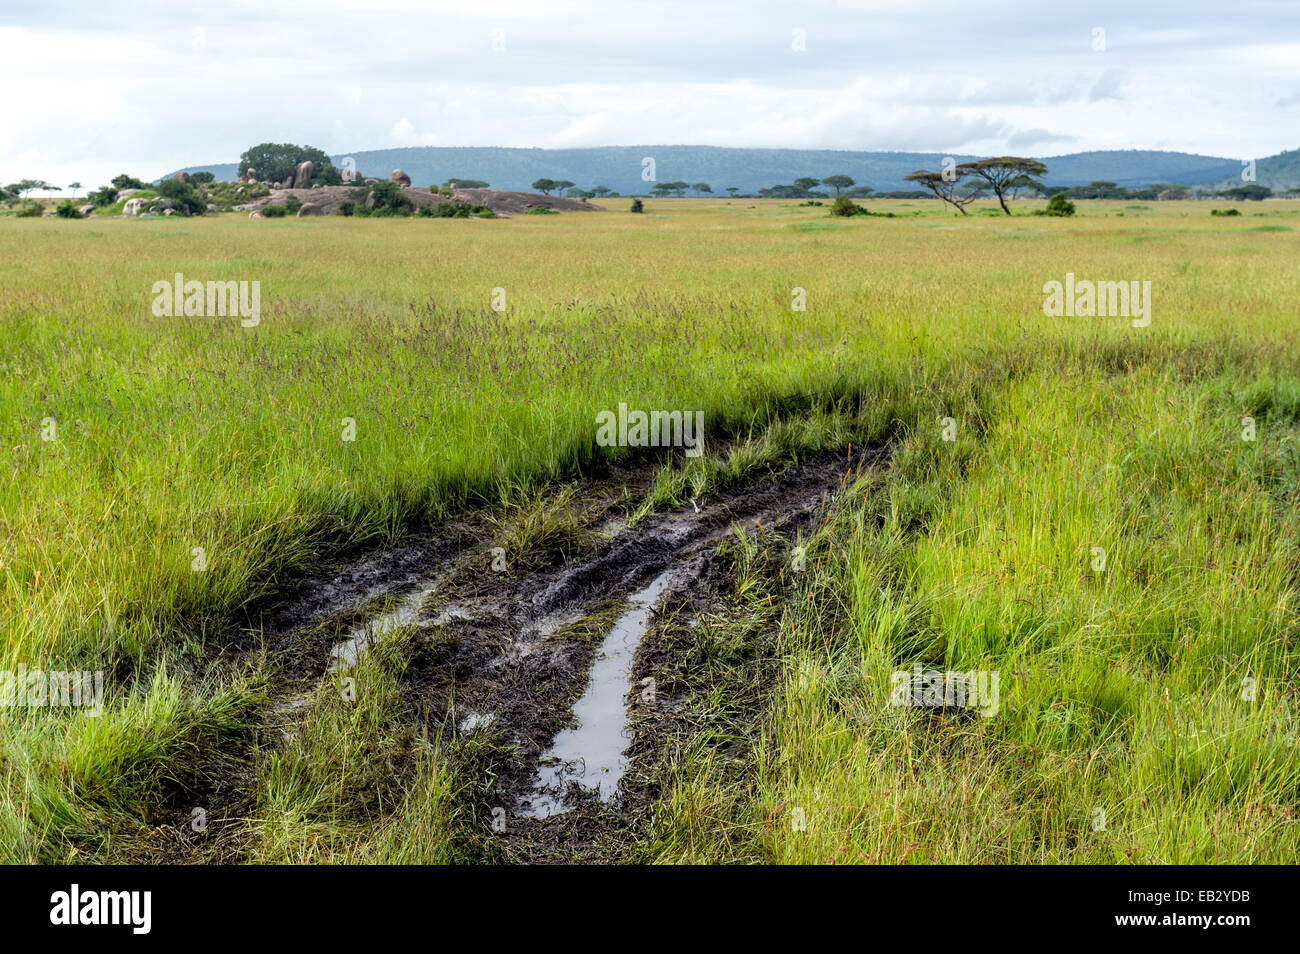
157, 443, 885, 864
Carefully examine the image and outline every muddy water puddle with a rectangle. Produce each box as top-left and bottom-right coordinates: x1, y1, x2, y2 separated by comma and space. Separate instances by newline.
520, 570, 674, 817
328, 579, 442, 671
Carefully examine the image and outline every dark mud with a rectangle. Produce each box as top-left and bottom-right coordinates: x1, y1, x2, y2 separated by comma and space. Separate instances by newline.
159, 443, 885, 863
402, 444, 884, 862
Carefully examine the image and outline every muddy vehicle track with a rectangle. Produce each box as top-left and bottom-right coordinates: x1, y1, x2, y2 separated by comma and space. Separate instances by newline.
164, 444, 885, 863
402, 444, 884, 862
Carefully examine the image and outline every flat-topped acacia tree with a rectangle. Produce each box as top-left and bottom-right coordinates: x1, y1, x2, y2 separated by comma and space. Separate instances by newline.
822, 174, 855, 196
903, 169, 980, 215
956, 157, 1050, 214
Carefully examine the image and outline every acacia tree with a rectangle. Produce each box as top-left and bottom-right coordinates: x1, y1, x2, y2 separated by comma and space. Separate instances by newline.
691, 182, 712, 196
956, 157, 1049, 214
652, 180, 689, 197
1005, 174, 1045, 201
531, 178, 557, 194
903, 169, 980, 215
822, 174, 854, 196
11, 179, 48, 199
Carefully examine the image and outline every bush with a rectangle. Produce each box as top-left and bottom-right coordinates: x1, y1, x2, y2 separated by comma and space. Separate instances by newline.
155, 178, 205, 215
204, 180, 270, 211
111, 174, 146, 190
261, 204, 288, 218
55, 200, 82, 219
630, 199, 644, 213
368, 180, 414, 214
1044, 193, 1076, 217
338, 202, 355, 217
284, 195, 303, 215
525, 207, 557, 215
14, 202, 42, 218
1211, 208, 1241, 217
830, 196, 866, 217
88, 186, 118, 207
421, 201, 494, 218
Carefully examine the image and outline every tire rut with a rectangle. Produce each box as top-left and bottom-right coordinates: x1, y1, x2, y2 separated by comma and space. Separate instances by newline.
161, 444, 885, 863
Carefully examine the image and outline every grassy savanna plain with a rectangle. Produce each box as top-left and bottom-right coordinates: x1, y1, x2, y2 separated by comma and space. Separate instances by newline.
0, 196, 1297, 863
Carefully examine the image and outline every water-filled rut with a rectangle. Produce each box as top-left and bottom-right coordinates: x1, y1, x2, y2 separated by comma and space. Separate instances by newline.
170, 443, 885, 863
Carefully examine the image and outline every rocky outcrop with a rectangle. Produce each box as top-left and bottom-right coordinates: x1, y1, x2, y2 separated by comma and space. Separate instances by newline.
391, 169, 411, 188
296, 203, 321, 216
235, 185, 605, 218
174, 171, 190, 183
293, 161, 313, 189
78, 204, 95, 217
239, 168, 257, 184
122, 196, 176, 217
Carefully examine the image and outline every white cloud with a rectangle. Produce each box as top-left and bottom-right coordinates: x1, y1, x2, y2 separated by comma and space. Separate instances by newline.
1, 3, 1296, 189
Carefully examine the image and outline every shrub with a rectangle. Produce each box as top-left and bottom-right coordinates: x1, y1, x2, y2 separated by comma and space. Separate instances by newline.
261, 204, 288, 218
1044, 193, 1076, 217
155, 178, 205, 215
1211, 208, 1241, 217
284, 195, 303, 215
630, 199, 644, 213
88, 186, 118, 207
423, 201, 490, 218
14, 202, 42, 218
830, 196, 866, 217
204, 181, 270, 211
111, 174, 146, 190
525, 207, 557, 215
55, 200, 82, 218
368, 180, 414, 214
338, 202, 355, 217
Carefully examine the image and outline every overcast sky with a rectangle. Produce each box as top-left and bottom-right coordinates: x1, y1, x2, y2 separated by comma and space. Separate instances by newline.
3, 0, 1297, 190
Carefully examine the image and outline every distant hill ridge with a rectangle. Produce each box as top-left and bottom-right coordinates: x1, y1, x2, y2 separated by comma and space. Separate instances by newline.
1209, 147, 1300, 191
168, 145, 1293, 195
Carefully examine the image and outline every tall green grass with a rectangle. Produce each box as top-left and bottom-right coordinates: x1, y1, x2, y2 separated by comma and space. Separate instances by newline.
1, 199, 1296, 861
